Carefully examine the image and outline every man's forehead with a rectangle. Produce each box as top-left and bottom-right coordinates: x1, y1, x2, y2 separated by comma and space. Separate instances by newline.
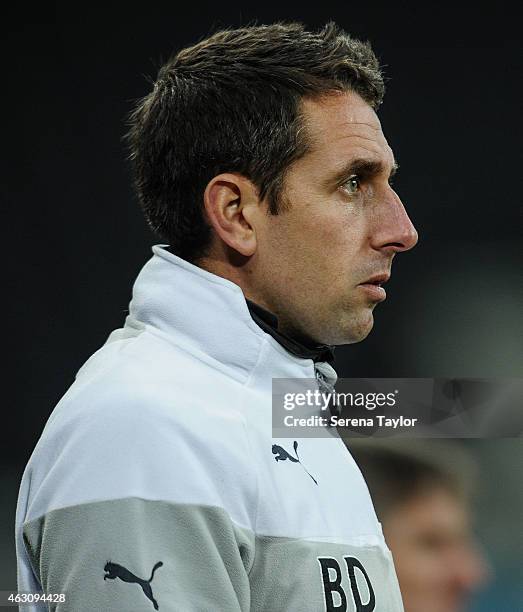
301, 91, 393, 164
302, 91, 382, 132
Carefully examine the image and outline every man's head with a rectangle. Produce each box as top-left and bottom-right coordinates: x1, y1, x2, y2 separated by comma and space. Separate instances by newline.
126, 22, 417, 345
349, 441, 490, 612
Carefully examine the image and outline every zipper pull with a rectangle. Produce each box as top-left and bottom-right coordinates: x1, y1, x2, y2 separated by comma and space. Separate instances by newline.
314, 362, 340, 416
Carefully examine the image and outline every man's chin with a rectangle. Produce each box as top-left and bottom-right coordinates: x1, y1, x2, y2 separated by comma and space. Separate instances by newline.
346, 315, 375, 344
325, 310, 375, 346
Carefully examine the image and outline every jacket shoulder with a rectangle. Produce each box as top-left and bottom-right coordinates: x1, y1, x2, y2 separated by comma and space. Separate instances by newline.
24, 332, 257, 529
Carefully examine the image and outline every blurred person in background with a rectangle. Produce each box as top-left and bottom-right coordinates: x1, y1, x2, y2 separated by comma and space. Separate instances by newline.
349, 440, 490, 612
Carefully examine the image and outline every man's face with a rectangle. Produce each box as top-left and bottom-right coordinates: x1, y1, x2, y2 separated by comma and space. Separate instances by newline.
254, 91, 418, 345
384, 487, 489, 612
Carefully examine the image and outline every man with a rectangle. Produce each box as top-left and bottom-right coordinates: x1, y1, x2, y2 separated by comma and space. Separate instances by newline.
349, 441, 490, 612
16, 22, 417, 611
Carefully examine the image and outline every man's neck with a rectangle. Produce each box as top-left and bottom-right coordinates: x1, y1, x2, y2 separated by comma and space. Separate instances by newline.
196, 253, 278, 317
184, 251, 335, 363
245, 300, 335, 364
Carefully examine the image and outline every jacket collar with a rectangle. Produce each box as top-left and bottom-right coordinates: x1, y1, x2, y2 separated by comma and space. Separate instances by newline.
246, 300, 335, 365
126, 245, 326, 381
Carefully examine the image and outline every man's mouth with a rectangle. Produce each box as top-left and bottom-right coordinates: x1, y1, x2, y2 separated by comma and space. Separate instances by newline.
357, 273, 390, 301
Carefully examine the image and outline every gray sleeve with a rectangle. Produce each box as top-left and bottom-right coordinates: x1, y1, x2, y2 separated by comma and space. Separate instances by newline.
22, 498, 255, 612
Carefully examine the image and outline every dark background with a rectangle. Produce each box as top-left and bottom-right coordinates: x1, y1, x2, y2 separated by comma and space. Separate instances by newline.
2, 3, 521, 609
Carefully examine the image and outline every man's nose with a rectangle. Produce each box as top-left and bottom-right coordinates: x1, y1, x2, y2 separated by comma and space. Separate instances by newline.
454, 545, 492, 592
371, 191, 418, 254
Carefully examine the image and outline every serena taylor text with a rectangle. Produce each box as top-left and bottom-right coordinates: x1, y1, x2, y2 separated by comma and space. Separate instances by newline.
283, 415, 418, 428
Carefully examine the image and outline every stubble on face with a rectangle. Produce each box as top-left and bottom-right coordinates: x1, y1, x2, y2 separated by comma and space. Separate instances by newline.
254, 91, 402, 345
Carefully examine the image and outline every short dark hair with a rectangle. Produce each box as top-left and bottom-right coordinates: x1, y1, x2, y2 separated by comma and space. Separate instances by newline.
348, 440, 476, 520
125, 22, 384, 261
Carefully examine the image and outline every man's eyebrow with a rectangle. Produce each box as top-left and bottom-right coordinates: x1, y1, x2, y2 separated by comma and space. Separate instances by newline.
327, 157, 399, 187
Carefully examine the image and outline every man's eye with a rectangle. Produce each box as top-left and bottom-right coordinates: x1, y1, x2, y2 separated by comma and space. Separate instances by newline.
341, 175, 360, 195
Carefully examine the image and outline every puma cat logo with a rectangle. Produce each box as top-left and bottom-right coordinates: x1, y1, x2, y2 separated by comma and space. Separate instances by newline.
272, 441, 318, 485
104, 560, 163, 610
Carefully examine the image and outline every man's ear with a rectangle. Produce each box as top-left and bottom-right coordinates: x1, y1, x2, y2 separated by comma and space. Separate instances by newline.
203, 173, 260, 257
